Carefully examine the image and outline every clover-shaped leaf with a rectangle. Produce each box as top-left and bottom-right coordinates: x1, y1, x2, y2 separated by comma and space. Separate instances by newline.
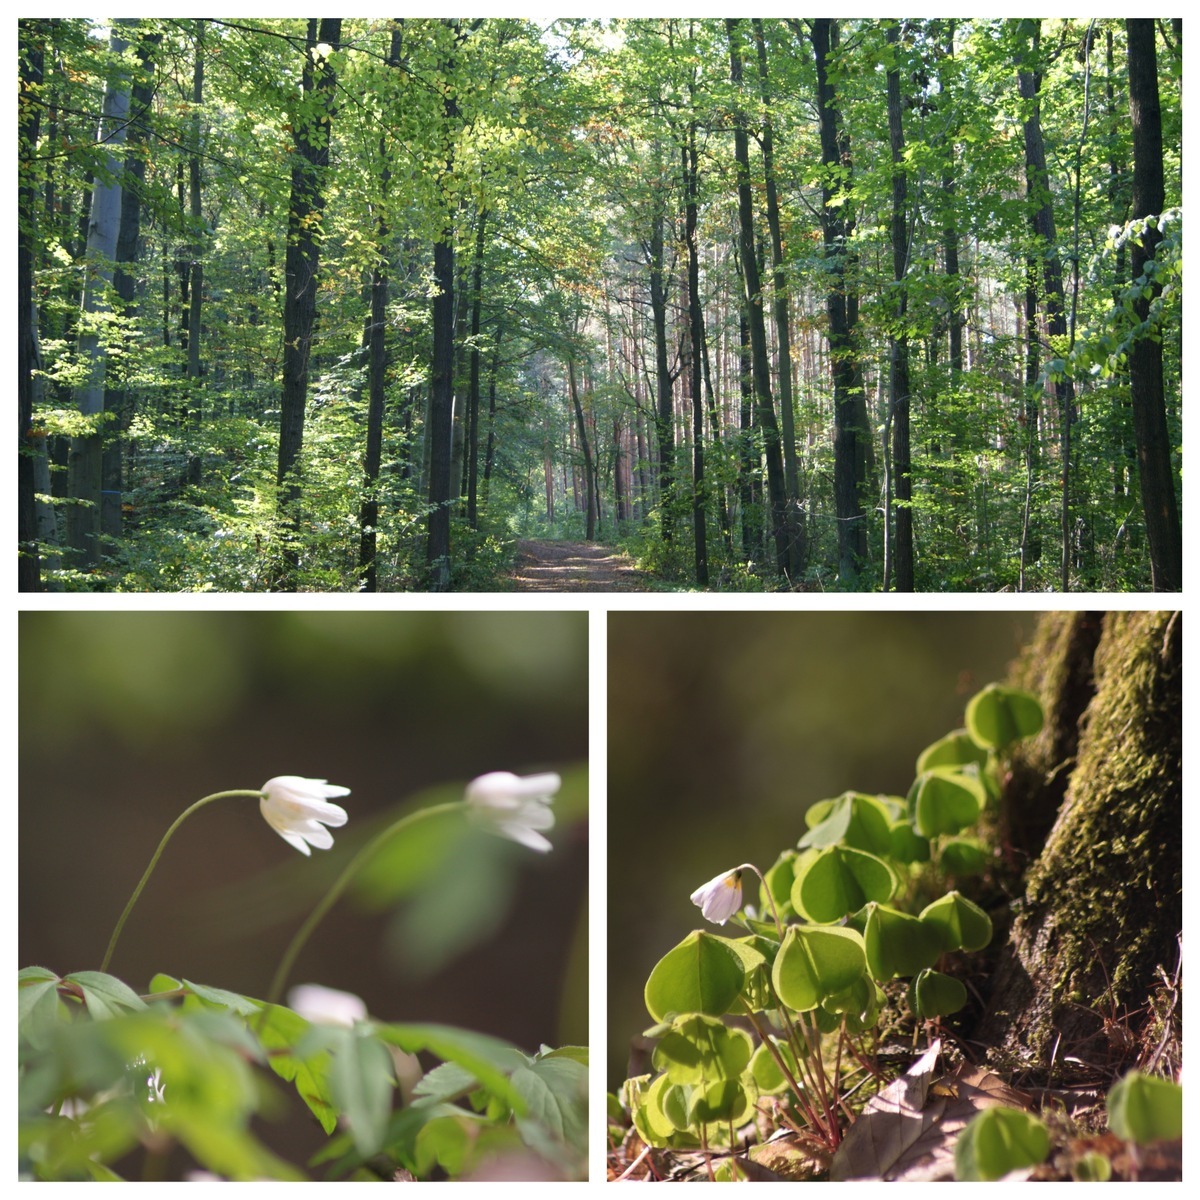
920, 891, 993, 954
910, 768, 986, 838
1106, 1071, 1182, 1144
955, 1106, 1050, 1180
792, 844, 898, 924
771, 924, 866, 1013
908, 968, 967, 1019
644, 931, 753, 1023
965, 684, 1044, 751
652, 1013, 753, 1085
864, 902, 943, 981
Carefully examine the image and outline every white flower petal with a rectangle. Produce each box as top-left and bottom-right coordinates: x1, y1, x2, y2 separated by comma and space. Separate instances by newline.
690, 869, 744, 924
288, 983, 368, 1027
465, 771, 561, 852
260, 776, 350, 855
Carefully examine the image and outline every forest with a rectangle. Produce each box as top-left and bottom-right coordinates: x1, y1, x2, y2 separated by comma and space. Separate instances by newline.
18, 18, 1183, 592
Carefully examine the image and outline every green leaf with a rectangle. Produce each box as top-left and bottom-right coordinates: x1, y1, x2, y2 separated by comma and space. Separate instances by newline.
911, 768, 986, 838
863, 903, 943, 980
908, 968, 967, 1019
939, 838, 990, 877
916, 729, 988, 775
792, 844, 898, 923
955, 1106, 1050, 1180
511, 1055, 587, 1148
18, 977, 63, 1049
688, 1078, 748, 1125
799, 792, 894, 857
920, 891, 993, 953
771, 924, 867, 1012
63, 971, 149, 1020
182, 978, 263, 1017
255, 1004, 339, 1134
749, 1036, 803, 1094
965, 685, 1044, 751
652, 1014, 752, 1084
644, 931, 748, 1023
329, 1028, 396, 1157
372, 1022, 525, 1114
1106, 1071, 1183, 1144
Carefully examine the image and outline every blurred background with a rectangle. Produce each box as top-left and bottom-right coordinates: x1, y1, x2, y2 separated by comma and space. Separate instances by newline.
606, 610, 1040, 1092
20, 610, 588, 1161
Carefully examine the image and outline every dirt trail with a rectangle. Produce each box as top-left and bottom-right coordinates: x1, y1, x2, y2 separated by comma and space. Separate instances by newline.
508, 539, 651, 592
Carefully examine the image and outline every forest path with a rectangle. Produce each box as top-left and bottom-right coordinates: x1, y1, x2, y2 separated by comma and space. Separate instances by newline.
508, 539, 652, 592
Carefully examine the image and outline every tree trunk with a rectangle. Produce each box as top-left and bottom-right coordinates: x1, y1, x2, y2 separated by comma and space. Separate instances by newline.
1125, 19, 1182, 591
752, 19, 805, 574
18, 21, 46, 591
466, 207, 487, 530
886, 23, 913, 591
975, 611, 1181, 1081
66, 23, 132, 567
276, 17, 341, 589
647, 198, 674, 543
681, 127, 708, 586
184, 24, 205, 489
1016, 19, 1075, 591
567, 357, 597, 541
809, 18, 867, 584
728, 18, 791, 581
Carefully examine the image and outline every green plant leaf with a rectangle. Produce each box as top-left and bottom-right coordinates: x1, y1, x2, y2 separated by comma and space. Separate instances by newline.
644, 931, 748, 1023
511, 1054, 588, 1148
652, 1014, 752, 1084
688, 1078, 748, 1125
798, 791, 893, 857
940, 838, 990, 876
255, 1004, 339, 1134
965, 684, 1044, 751
911, 768, 986, 838
908, 968, 967, 1018
748, 1036, 803, 1094
63, 971, 149, 1020
863, 903, 943, 981
771, 924, 867, 1012
955, 1106, 1050, 1180
1106, 1071, 1182, 1144
920, 891, 993, 953
792, 844, 898, 923
916, 728, 989, 774
328, 1027, 395, 1157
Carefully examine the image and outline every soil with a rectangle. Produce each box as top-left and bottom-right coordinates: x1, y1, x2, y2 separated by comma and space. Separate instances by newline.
508, 539, 651, 592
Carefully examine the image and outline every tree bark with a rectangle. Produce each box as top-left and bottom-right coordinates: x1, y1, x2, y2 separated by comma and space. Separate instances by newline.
276, 18, 341, 589
886, 23, 913, 591
18, 21, 46, 591
975, 611, 1181, 1081
66, 23, 132, 567
681, 126, 708, 586
728, 18, 792, 581
1125, 19, 1182, 591
809, 18, 867, 584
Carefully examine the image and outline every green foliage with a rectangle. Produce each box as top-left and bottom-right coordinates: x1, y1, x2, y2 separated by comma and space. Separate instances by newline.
955, 1106, 1050, 1180
617, 681, 1042, 1154
18, 970, 586, 1180
1106, 1070, 1183, 1144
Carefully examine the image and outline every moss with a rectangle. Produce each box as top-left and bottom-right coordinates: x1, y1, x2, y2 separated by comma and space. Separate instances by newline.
977, 612, 1181, 1074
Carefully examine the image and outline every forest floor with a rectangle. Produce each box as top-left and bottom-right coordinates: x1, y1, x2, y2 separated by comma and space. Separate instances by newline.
507, 539, 652, 591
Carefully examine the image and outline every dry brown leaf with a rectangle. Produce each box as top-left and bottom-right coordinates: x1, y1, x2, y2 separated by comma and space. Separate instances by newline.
832, 1045, 1037, 1182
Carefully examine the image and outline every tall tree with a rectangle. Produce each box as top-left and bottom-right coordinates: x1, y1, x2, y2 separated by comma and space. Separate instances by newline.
1016, 19, 1075, 591
1125, 19, 1182, 591
66, 22, 133, 567
808, 18, 868, 584
18, 20, 46, 591
885, 23, 914, 591
728, 18, 792, 581
276, 18, 342, 588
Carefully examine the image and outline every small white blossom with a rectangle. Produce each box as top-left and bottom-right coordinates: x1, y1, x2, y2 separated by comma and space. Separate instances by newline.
690, 868, 744, 925
288, 983, 368, 1027
466, 771, 560, 853
260, 776, 350, 856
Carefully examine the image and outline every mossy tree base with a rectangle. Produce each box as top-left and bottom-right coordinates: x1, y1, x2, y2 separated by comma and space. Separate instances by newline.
974, 611, 1181, 1083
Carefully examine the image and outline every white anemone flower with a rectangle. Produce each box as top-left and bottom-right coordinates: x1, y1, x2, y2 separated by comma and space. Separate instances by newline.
260, 776, 350, 856
288, 983, 368, 1027
466, 771, 560, 853
690, 868, 744, 925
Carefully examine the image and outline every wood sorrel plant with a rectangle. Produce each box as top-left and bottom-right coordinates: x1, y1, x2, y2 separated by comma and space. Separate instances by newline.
618, 684, 1042, 1173
19, 771, 586, 1182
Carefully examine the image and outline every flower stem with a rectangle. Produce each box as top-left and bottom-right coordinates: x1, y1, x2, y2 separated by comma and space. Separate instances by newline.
264, 800, 467, 1007
101, 790, 265, 974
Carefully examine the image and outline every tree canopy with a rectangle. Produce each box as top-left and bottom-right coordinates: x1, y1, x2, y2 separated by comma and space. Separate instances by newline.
18, 17, 1183, 591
